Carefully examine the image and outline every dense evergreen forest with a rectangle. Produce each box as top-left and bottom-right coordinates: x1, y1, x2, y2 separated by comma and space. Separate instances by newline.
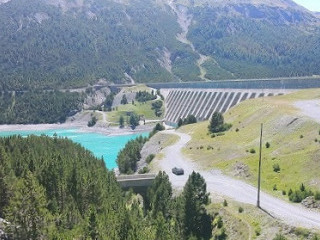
188, 3, 320, 80
0, 91, 84, 124
0, 0, 198, 90
0, 135, 216, 239
1, 0, 320, 90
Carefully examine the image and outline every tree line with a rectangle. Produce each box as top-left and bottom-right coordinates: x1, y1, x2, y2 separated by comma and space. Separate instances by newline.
0, 91, 84, 124
0, 134, 217, 239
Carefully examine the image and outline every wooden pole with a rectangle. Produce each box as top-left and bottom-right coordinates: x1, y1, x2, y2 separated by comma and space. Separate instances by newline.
257, 123, 263, 208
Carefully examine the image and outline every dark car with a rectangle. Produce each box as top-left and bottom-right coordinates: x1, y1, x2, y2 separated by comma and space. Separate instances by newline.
172, 167, 184, 175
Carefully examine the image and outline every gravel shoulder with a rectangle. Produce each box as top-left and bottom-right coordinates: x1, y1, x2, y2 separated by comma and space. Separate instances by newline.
157, 130, 320, 230
294, 100, 320, 123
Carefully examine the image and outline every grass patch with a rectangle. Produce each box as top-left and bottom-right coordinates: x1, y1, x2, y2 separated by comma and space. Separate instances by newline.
180, 89, 320, 198
106, 100, 164, 123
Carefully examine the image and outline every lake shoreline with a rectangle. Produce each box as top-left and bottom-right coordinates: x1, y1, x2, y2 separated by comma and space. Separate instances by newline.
0, 122, 153, 137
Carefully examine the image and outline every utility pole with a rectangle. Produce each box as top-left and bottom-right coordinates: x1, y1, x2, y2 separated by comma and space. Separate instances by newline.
257, 123, 263, 208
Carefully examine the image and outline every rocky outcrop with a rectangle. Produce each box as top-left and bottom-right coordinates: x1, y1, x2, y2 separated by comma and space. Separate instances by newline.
301, 196, 320, 209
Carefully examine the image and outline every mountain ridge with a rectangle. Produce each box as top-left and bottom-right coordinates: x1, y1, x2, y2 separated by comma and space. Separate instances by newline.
0, 0, 320, 90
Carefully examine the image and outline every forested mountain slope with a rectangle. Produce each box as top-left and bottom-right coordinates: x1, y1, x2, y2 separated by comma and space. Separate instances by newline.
0, 0, 320, 90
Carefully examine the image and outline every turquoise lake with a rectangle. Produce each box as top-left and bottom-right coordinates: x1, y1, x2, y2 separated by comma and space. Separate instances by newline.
0, 129, 148, 169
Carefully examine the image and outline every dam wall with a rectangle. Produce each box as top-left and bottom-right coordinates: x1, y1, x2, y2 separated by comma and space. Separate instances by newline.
145, 78, 320, 125
147, 77, 320, 90
162, 88, 291, 125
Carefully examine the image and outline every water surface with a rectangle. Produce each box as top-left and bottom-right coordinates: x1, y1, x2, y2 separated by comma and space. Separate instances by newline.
0, 129, 148, 169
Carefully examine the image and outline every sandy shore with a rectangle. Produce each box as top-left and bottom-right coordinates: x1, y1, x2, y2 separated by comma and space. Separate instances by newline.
0, 122, 153, 136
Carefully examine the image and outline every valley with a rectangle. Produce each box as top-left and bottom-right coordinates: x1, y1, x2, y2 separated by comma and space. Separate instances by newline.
1, 0, 320, 239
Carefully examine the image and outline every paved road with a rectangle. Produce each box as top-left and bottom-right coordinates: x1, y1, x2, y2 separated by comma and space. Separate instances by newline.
159, 130, 320, 229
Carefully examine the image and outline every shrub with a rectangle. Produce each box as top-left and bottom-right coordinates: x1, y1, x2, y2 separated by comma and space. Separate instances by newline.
223, 199, 228, 207
87, 116, 97, 127
235, 128, 239, 132
216, 132, 225, 137
266, 142, 270, 148
300, 135, 304, 138
273, 184, 277, 191
289, 189, 313, 203
255, 226, 261, 236
249, 148, 256, 154
138, 167, 150, 174
238, 207, 244, 213
121, 94, 128, 104
315, 191, 320, 200
208, 112, 232, 133
273, 233, 287, 240
273, 163, 280, 173
146, 154, 155, 164
136, 91, 157, 102
282, 190, 286, 195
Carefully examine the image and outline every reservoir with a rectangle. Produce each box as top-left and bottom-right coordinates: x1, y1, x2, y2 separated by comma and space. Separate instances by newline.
0, 129, 148, 169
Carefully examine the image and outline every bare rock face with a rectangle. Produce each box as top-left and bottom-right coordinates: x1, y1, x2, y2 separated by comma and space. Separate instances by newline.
0, 218, 9, 240
301, 196, 320, 209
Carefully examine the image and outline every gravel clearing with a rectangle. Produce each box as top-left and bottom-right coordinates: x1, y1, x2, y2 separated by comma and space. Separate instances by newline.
294, 100, 320, 123
157, 130, 320, 230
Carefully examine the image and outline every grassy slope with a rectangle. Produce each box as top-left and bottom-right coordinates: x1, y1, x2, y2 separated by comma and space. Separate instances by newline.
106, 102, 162, 123
107, 85, 164, 124
209, 200, 320, 240
180, 89, 320, 198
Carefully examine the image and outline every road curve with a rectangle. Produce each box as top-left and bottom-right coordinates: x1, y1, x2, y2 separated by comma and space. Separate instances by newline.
158, 130, 320, 230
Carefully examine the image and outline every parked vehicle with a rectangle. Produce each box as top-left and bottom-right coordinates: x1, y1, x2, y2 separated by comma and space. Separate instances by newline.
172, 167, 184, 175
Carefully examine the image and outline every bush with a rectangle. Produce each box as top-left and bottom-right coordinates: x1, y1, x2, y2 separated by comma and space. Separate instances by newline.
138, 167, 150, 174
151, 100, 163, 117
87, 116, 97, 127
273, 163, 280, 173
273, 233, 287, 240
315, 191, 320, 200
146, 154, 155, 164
136, 90, 157, 102
255, 226, 261, 236
273, 184, 277, 191
266, 142, 270, 148
129, 113, 140, 129
121, 94, 128, 104
300, 135, 304, 138
249, 148, 256, 154
282, 190, 286, 195
238, 207, 244, 213
223, 199, 228, 207
288, 186, 313, 203
208, 112, 232, 133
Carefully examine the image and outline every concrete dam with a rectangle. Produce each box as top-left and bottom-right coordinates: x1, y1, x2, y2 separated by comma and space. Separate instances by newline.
161, 88, 288, 124
147, 77, 320, 125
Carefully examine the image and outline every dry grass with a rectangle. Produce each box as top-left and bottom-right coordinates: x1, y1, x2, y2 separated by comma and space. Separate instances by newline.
180, 89, 320, 197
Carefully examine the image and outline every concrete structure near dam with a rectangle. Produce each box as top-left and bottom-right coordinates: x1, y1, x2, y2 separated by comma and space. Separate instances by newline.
147, 77, 320, 125
116, 174, 156, 189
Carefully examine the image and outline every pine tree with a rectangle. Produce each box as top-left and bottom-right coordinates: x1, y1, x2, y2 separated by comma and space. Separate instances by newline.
209, 112, 224, 133
147, 171, 173, 219
88, 208, 99, 240
5, 171, 53, 239
119, 115, 125, 128
121, 94, 128, 105
182, 171, 212, 239
178, 118, 183, 128
0, 146, 11, 217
